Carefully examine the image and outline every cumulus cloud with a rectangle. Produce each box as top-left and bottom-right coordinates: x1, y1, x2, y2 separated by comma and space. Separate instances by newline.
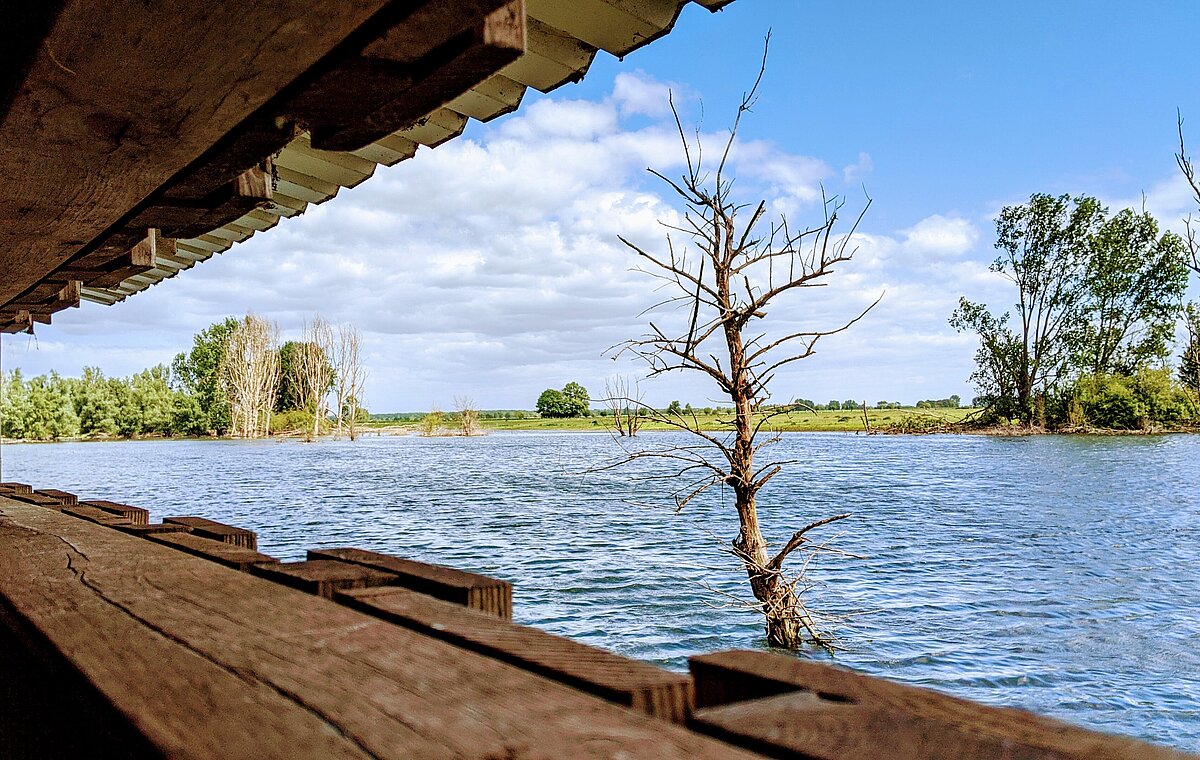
4, 74, 1017, 409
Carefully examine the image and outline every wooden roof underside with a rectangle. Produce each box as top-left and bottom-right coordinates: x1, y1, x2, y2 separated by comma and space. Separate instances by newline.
0, 0, 733, 334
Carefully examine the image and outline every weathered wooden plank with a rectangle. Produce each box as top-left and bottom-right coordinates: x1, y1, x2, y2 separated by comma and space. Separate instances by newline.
80, 500, 149, 526
9, 492, 69, 510
308, 547, 512, 618
250, 560, 400, 600
36, 488, 78, 506
338, 585, 694, 722
0, 310, 34, 333
693, 691, 1074, 760
688, 650, 1192, 760
146, 531, 277, 571
0, 0, 397, 307
62, 504, 133, 528
164, 516, 257, 549
58, 229, 166, 288
0, 501, 764, 760
113, 522, 193, 538
0, 482, 33, 495
129, 164, 273, 240
311, 1, 526, 151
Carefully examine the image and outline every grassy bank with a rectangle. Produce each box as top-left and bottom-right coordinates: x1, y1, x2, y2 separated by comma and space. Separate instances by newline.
366, 408, 980, 434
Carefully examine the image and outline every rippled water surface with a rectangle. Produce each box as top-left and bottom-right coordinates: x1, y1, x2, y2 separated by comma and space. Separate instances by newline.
5, 432, 1199, 751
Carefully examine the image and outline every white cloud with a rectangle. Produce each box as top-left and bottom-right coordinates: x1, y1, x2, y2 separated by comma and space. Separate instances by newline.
5, 74, 1009, 409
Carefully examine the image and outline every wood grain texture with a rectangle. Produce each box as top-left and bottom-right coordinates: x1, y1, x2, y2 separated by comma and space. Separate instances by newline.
689, 650, 1194, 760
80, 499, 149, 525
62, 504, 134, 528
164, 516, 257, 549
36, 488, 78, 506
146, 531, 278, 571
338, 585, 694, 722
309, 546, 512, 618
250, 559, 400, 599
0, 499, 764, 760
0, 0, 395, 306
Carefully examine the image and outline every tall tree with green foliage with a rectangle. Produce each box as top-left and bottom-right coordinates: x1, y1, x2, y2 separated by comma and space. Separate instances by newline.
1080, 209, 1188, 375
952, 194, 1104, 423
536, 382, 590, 417
171, 317, 239, 435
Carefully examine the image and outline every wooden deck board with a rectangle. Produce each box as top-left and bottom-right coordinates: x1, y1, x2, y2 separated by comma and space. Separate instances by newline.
146, 531, 278, 571
309, 546, 512, 618
338, 585, 694, 722
689, 650, 1192, 760
0, 499, 762, 760
164, 516, 257, 549
251, 559, 400, 599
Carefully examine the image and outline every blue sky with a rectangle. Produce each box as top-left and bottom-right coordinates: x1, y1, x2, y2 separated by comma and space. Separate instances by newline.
5, 1, 1199, 411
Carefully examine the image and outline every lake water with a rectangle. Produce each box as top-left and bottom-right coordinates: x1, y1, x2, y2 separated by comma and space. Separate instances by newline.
3, 431, 1198, 751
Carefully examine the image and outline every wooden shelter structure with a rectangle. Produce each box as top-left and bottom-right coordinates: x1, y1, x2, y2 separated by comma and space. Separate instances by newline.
1, 0, 730, 331
0, 3, 1196, 758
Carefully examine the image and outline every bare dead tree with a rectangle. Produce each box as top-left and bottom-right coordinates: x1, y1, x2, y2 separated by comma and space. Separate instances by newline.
1175, 114, 1200, 276
610, 37, 880, 649
329, 322, 366, 439
603, 375, 645, 436
293, 316, 333, 443
454, 395, 482, 436
220, 314, 280, 438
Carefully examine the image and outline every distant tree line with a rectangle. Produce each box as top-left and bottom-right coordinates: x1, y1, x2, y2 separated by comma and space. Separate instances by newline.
1, 315, 367, 441
952, 193, 1196, 429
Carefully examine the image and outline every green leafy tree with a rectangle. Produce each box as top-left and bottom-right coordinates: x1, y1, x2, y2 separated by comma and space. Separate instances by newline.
72, 366, 120, 436
172, 317, 239, 435
537, 382, 590, 418
23, 372, 79, 440
1181, 305, 1200, 395
130, 365, 176, 436
952, 194, 1104, 423
1, 369, 32, 438
1081, 209, 1188, 375
561, 381, 590, 416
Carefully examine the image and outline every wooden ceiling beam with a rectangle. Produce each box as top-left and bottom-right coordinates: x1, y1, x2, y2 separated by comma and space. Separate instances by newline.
0, 0, 400, 308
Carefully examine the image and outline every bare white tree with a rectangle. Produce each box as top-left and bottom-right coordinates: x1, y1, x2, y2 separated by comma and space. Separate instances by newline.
454, 395, 482, 436
329, 322, 366, 439
220, 314, 280, 438
293, 316, 333, 443
603, 375, 645, 437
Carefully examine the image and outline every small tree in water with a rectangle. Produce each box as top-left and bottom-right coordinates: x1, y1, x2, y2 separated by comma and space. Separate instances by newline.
610, 38, 878, 649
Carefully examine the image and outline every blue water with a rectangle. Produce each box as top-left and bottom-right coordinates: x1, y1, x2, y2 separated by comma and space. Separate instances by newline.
4, 431, 1198, 751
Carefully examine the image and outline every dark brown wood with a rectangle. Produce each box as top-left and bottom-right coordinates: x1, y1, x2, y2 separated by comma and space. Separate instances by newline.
80, 500, 149, 526
0, 483, 33, 495
161, 118, 300, 202
0, 500, 763, 760
0, 310, 33, 334
62, 505, 134, 528
146, 531, 278, 571
36, 488, 78, 506
338, 585, 694, 722
114, 522, 194, 538
693, 691, 1072, 760
9, 492, 68, 510
310, 1, 526, 151
0, 0, 397, 307
57, 229, 165, 288
164, 516, 257, 549
308, 547, 511, 618
130, 164, 273, 240
250, 560, 400, 600
688, 650, 1192, 760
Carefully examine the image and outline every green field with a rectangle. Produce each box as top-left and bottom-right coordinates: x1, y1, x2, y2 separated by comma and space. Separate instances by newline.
368, 408, 980, 434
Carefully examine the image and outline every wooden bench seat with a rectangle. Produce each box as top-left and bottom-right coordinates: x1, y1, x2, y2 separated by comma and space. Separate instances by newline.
81, 500, 149, 526
338, 585, 694, 722
308, 547, 511, 618
250, 560, 399, 599
164, 516, 257, 549
688, 650, 1190, 760
147, 531, 278, 571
